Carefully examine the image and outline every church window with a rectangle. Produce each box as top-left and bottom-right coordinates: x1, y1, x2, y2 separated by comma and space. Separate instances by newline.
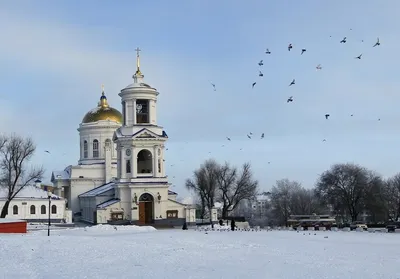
136, 99, 149, 124
122, 101, 126, 125
166, 210, 178, 218
137, 149, 153, 174
158, 159, 161, 173
126, 160, 131, 174
52, 205, 57, 214
30, 205, 36, 214
41, 205, 46, 214
13, 205, 18, 215
83, 140, 88, 158
93, 139, 99, 158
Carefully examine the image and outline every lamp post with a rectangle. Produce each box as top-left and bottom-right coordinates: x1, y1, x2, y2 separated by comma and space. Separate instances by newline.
47, 191, 51, 236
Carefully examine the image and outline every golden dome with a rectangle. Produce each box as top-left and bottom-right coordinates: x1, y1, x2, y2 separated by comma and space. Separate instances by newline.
82, 88, 122, 124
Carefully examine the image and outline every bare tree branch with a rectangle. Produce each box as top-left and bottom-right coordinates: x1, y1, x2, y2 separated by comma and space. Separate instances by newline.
185, 159, 219, 227
0, 134, 44, 218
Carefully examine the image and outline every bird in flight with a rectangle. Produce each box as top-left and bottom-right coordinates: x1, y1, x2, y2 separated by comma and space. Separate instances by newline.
261, 133, 264, 139
252, 82, 256, 88
340, 37, 347, 43
350, 114, 354, 117
265, 48, 271, 54
226, 137, 231, 141
258, 60, 263, 66
355, 54, 362, 59
288, 43, 293, 51
287, 96, 293, 103
210, 82, 216, 91
325, 114, 330, 119
247, 134, 252, 139
322, 139, 327, 142
301, 48, 306, 55
289, 79, 295, 86
45, 150, 50, 154
373, 37, 380, 47
259, 71, 263, 77
249, 132, 253, 135
316, 64, 322, 70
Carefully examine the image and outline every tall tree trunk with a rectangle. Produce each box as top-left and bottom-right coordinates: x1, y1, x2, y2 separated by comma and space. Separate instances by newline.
222, 207, 228, 219
0, 200, 10, 218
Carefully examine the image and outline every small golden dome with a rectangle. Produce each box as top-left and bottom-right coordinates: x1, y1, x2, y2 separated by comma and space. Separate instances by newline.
82, 88, 122, 124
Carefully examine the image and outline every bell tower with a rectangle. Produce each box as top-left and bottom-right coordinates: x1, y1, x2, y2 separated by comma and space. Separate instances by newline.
113, 48, 169, 182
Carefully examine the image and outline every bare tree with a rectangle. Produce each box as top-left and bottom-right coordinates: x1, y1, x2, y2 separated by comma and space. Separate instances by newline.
0, 134, 44, 218
315, 163, 371, 222
186, 159, 219, 228
193, 193, 206, 220
383, 173, 400, 221
216, 162, 258, 218
291, 188, 321, 215
270, 179, 302, 226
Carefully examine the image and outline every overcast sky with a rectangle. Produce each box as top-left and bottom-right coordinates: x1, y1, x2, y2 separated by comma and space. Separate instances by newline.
0, 0, 399, 197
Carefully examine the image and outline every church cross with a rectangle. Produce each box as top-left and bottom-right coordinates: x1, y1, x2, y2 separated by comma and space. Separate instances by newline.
135, 47, 141, 72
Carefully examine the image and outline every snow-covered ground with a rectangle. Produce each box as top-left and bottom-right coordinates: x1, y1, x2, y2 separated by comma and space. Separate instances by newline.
1, 225, 400, 279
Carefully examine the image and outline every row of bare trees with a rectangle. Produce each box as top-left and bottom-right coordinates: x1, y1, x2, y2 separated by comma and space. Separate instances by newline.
0, 134, 43, 218
185, 159, 259, 226
269, 163, 400, 226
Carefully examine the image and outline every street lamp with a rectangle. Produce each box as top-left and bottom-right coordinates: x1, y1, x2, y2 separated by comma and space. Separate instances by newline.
47, 191, 51, 236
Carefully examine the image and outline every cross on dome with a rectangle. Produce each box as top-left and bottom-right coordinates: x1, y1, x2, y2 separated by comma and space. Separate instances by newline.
133, 47, 144, 81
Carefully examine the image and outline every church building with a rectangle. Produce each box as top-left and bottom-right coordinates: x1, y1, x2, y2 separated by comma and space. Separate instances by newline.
51, 49, 196, 226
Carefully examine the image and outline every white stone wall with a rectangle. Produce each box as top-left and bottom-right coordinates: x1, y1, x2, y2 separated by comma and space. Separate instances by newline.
78, 121, 121, 165
0, 198, 66, 221
96, 202, 123, 224
186, 207, 196, 224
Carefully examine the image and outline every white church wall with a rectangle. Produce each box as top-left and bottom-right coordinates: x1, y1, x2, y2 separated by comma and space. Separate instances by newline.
96, 202, 123, 224
78, 123, 120, 164
166, 200, 185, 219
168, 194, 177, 201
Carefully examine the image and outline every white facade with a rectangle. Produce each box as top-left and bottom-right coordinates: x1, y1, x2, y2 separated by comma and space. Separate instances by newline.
0, 185, 70, 223
110, 54, 192, 226
51, 88, 122, 216
52, 51, 195, 226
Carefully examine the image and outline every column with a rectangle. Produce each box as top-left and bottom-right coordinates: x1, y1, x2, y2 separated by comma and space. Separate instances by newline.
153, 146, 158, 177
120, 149, 125, 178
148, 100, 152, 124
132, 148, 138, 178
133, 99, 137, 125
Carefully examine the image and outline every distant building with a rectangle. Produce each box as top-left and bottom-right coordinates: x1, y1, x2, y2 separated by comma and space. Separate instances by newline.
0, 181, 70, 223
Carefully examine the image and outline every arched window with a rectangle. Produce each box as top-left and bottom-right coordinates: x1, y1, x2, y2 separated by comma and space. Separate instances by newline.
41, 205, 46, 214
137, 149, 153, 174
51, 205, 57, 214
83, 140, 88, 158
126, 160, 131, 174
30, 205, 36, 214
13, 205, 18, 215
93, 139, 99, 158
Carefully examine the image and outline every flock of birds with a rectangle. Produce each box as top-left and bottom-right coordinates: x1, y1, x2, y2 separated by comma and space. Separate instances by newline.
209, 34, 382, 145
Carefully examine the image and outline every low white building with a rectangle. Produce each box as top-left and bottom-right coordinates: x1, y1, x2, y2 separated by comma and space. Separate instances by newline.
0, 184, 71, 223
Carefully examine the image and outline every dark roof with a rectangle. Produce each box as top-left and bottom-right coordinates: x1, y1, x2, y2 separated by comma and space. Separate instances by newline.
97, 198, 120, 209
168, 190, 177, 195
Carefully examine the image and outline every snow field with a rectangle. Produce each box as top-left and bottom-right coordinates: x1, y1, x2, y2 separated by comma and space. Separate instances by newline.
0, 225, 399, 279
